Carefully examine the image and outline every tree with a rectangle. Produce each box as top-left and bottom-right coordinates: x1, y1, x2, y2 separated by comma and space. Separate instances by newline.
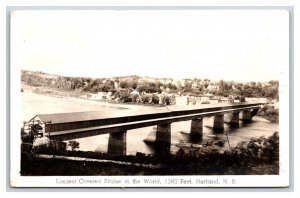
263, 87, 278, 99
161, 95, 171, 105
218, 80, 225, 96
250, 81, 256, 87
131, 80, 138, 89
120, 80, 130, 89
203, 79, 210, 89
69, 78, 84, 90
243, 84, 254, 97
137, 82, 160, 93
152, 94, 160, 104
141, 94, 152, 104
130, 94, 140, 103
117, 90, 131, 103
68, 140, 80, 151
240, 96, 246, 102
269, 80, 279, 86
166, 83, 177, 91
183, 81, 193, 92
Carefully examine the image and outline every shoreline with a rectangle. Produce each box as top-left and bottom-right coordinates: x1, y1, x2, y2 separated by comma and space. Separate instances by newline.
21, 131, 279, 176
22, 85, 162, 110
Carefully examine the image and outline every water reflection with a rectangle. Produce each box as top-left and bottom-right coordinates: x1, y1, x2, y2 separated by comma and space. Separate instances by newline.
74, 117, 278, 156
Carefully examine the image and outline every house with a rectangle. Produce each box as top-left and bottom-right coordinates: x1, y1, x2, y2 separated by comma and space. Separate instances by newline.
207, 85, 219, 91
200, 93, 213, 101
97, 92, 107, 100
130, 90, 140, 95
192, 82, 198, 89
200, 96, 210, 101
245, 97, 268, 104
86, 94, 92, 99
89, 92, 113, 100
114, 81, 120, 89
85, 92, 113, 100
218, 98, 233, 103
90, 94, 100, 100
209, 96, 222, 104
175, 96, 189, 105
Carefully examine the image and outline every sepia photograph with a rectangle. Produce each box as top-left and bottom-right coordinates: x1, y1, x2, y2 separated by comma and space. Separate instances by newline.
9, 8, 290, 187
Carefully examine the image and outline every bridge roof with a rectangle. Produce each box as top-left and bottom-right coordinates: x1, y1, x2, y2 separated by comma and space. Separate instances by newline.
33, 102, 261, 125
35, 107, 171, 124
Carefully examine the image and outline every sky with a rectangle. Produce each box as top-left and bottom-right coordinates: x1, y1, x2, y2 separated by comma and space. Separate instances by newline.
11, 10, 289, 82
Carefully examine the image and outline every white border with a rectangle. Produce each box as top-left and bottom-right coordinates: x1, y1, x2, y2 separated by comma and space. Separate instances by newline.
2, 0, 298, 192
11, 175, 288, 187
9, 6, 290, 188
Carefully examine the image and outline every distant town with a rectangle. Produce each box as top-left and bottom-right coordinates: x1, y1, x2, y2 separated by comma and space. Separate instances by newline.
21, 70, 279, 108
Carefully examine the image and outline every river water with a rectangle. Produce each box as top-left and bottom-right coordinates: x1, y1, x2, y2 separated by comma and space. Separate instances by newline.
21, 92, 279, 155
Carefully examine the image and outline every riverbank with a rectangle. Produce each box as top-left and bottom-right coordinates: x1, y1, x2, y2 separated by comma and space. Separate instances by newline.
21, 85, 150, 111
21, 153, 279, 176
21, 84, 171, 111
21, 132, 279, 176
257, 105, 279, 123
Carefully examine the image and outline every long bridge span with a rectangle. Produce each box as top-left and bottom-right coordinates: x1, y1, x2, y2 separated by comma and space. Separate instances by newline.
28, 102, 262, 155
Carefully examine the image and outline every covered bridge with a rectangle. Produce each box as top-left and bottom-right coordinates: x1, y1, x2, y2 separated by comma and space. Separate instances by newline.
27, 107, 172, 140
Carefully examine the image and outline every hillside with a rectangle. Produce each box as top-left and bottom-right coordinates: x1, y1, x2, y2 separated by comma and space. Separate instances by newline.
21, 70, 279, 100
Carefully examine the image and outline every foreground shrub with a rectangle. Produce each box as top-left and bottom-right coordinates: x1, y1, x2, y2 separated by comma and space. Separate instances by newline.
171, 132, 279, 167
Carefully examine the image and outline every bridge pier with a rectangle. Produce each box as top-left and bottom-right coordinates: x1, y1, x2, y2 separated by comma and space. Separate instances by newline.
242, 110, 252, 122
213, 114, 224, 133
251, 108, 259, 117
107, 131, 127, 155
229, 111, 240, 128
190, 118, 203, 141
155, 123, 171, 153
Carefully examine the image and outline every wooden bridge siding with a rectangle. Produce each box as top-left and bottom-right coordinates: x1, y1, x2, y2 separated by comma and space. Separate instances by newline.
45, 103, 261, 133
45, 112, 173, 133
48, 105, 260, 141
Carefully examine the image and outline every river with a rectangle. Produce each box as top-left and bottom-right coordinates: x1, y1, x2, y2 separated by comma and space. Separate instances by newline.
21, 92, 279, 155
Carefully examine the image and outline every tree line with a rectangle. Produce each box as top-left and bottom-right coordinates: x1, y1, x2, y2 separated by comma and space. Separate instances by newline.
21, 70, 279, 100
217, 80, 279, 99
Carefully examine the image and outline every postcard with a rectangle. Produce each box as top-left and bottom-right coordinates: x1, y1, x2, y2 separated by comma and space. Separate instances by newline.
9, 8, 290, 187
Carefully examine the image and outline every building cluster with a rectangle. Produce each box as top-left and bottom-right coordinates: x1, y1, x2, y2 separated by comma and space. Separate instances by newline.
81, 90, 268, 106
